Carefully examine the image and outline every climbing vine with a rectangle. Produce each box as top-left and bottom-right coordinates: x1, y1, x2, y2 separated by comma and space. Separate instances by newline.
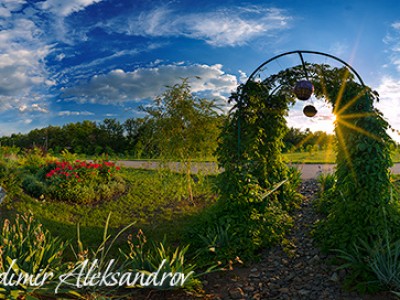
216, 63, 397, 254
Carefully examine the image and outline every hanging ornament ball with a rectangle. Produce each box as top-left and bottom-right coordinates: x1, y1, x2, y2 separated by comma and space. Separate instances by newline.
294, 80, 314, 100
303, 105, 317, 118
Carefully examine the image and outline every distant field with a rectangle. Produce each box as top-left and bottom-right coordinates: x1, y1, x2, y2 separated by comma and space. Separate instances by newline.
283, 150, 400, 164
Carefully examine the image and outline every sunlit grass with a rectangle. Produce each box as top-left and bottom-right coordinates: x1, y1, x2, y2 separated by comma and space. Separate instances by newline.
283, 149, 400, 164
3, 168, 218, 251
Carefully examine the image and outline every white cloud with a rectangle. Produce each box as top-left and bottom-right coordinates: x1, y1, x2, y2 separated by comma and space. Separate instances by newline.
0, 0, 26, 17
392, 22, 400, 30
238, 70, 248, 83
57, 110, 94, 116
286, 98, 335, 134
375, 76, 400, 142
328, 42, 348, 58
384, 21, 400, 72
23, 118, 33, 124
61, 63, 238, 104
18, 103, 49, 113
105, 6, 291, 47
0, 4, 52, 113
39, 0, 103, 16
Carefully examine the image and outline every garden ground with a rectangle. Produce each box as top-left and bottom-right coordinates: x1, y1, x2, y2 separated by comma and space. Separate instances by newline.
125, 180, 396, 300
1, 153, 399, 299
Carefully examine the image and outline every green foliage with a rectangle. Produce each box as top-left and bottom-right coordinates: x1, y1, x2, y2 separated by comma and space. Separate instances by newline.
37, 159, 125, 204
334, 217, 400, 294
314, 173, 337, 215
0, 158, 22, 198
22, 174, 47, 199
120, 230, 203, 290
209, 78, 302, 261
186, 172, 296, 263
283, 127, 335, 153
141, 78, 222, 161
334, 239, 382, 293
140, 78, 222, 201
311, 66, 394, 251
0, 213, 68, 299
0, 81, 223, 160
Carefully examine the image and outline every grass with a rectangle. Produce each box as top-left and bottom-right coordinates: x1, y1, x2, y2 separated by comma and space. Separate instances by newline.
1, 168, 218, 255
283, 149, 400, 164
283, 149, 336, 164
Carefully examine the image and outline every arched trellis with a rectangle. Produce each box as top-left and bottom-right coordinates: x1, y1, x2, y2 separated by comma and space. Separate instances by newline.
237, 50, 368, 158
216, 50, 396, 251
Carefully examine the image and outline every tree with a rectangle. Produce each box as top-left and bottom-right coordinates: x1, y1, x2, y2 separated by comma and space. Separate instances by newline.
141, 79, 222, 201
98, 118, 125, 154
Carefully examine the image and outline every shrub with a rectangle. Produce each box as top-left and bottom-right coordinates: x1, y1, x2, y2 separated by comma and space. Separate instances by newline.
22, 174, 47, 198
42, 159, 125, 204
0, 159, 22, 198
185, 174, 295, 264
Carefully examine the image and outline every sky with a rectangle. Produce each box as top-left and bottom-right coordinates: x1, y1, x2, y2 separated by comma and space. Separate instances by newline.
1, 0, 400, 141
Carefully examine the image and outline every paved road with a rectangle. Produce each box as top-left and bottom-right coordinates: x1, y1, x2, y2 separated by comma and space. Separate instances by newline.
116, 160, 400, 180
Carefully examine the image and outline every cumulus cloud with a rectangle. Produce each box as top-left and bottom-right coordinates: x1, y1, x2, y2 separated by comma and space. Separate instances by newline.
376, 76, 400, 120
105, 5, 291, 47
375, 76, 400, 142
39, 0, 103, 16
0, 1, 53, 113
61, 63, 238, 104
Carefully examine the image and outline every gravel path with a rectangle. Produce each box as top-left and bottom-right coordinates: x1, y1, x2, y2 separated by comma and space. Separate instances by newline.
191, 180, 396, 300
128, 180, 396, 299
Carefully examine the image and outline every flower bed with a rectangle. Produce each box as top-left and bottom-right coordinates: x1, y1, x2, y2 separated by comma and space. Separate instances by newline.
23, 159, 126, 204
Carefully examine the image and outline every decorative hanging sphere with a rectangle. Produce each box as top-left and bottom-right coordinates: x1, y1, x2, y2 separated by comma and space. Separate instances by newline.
303, 105, 317, 118
294, 80, 314, 100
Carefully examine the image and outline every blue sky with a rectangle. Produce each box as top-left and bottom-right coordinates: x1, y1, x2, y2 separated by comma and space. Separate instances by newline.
1, 0, 400, 140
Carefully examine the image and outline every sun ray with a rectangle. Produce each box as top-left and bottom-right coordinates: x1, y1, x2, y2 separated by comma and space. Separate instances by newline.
336, 118, 383, 142
335, 87, 368, 116
333, 69, 350, 114
323, 134, 335, 164
335, 123, 357, 183
339, 112, 375, 120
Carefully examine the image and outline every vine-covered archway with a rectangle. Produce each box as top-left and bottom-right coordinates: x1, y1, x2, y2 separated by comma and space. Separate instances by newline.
217, 51, 397, 252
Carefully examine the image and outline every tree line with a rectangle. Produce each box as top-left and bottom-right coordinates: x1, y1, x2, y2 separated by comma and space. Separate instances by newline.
0, 81, 224, 160
0, 80, 336, 159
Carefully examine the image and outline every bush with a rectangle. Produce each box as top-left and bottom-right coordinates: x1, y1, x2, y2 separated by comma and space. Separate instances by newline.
0, 159, 22, 198
40, 159, 125, 204
22, 174, 47, 198
185, 173, 295, 264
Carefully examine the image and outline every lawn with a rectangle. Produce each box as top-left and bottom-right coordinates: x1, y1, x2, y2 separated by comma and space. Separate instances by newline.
283, 149, 400, 164
0, 151, 220, 298
2, 167, 217, 252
